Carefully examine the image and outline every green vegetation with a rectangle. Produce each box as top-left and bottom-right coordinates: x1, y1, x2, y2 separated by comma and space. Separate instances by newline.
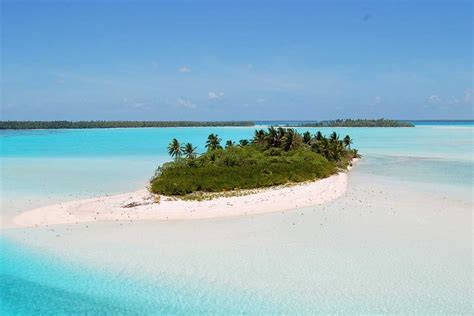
288, 119, 414, 128
0, 119, 414, 129
150, 127, 360, 196
0, 120, 255, 129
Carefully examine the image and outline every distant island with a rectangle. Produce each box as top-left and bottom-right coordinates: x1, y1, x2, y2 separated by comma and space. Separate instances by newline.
0, 119, 415, 130
150, 127, 359, 197
286, 119, 414, 128
0, 120, 256, 129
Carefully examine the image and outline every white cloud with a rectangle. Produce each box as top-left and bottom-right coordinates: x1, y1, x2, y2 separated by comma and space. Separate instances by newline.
256, 98, 266, 103
176, 98, 196, 109
208, 91, 224, 100
178, 66, 191, 73
428, 95, 442, 103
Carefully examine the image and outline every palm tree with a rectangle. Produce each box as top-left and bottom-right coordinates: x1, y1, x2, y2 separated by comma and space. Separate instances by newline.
329, 131, 339, 142
343, 135, 352, 148
253, 129, 266, 145
337, 140, 345, 161
225, 140, 235, 149
182, 142, 197, 159
282, 128, 302, 151
328, 140, 345, 162
205, 133, 222, 151
265, 126, 280, 148
277, 127, 286, 143
302, 131, 312, 145
168, 138, 182, 160
313, 137, 330, 159
239, 139, 250, 146
315, 131, 323, 141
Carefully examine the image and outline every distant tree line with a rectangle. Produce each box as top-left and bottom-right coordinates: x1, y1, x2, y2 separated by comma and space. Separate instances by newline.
288, 119, 414, 128
0, 119, 414, 129
0, 121, 256, 129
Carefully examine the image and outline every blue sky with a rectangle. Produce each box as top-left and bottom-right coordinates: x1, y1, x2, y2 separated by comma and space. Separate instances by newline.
1, 0, 472, 120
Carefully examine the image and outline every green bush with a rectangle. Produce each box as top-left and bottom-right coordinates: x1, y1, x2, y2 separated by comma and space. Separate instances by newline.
150, 146, 337, 196
152, 127, 360, 196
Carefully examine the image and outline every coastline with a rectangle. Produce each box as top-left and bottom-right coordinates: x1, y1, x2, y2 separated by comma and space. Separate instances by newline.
12, 167, 353, 228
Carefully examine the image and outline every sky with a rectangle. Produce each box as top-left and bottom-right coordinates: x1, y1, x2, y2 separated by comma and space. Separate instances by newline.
1, 0, 472, 120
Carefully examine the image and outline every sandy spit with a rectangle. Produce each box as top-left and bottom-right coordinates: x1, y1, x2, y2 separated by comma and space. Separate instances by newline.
12, 169, 352, 227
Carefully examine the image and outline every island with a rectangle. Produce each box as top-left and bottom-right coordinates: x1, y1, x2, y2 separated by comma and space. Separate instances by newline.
0, 120, 255, 129
286, 119, 414, 128
151, 127, 359, 197
0, 118, 413, 129
12, 127, 359, 227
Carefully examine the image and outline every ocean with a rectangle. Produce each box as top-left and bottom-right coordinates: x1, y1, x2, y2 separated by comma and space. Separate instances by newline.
1, 123, 472, 314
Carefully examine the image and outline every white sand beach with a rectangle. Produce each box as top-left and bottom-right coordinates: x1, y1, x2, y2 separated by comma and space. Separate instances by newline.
12, 170, 350, 227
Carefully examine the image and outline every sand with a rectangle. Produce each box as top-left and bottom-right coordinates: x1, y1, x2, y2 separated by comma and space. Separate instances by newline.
12, 169, 352, 227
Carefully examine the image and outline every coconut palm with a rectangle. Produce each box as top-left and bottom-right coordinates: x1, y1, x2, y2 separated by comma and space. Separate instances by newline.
225, 140, 235, 149
182, 142, 197, 159
314, 137, 330, 159
329, 131, 339, 142
253, 129, 266, 145
239, 139, 250, 146
328, 140, 345, 162
282, 128, 302, 151
277, 127, 286, 142
343, 135, 353, 148
205, 133, 222, 151
302, 131, 312, 145
265, 126, 280, 148
315, 131, 323, 141
167, 138, 183, 160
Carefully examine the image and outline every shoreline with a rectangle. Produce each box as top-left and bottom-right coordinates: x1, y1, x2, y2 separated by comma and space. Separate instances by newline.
12, 166, 354, 228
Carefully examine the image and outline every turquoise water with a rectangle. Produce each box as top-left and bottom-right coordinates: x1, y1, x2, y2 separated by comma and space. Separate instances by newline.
1, 237, 279, 314
1, 126, 472, 207
409, 120, 474, 126
1, 124, 472, 314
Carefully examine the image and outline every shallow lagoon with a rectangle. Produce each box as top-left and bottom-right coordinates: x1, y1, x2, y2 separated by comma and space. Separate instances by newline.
1, 124, 472, 314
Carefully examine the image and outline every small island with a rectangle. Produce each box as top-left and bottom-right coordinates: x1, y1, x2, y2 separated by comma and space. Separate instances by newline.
150, 127, 359, 197
12, 127, 360, 227
12, 127, 361, 227
286, 118, 414, 128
